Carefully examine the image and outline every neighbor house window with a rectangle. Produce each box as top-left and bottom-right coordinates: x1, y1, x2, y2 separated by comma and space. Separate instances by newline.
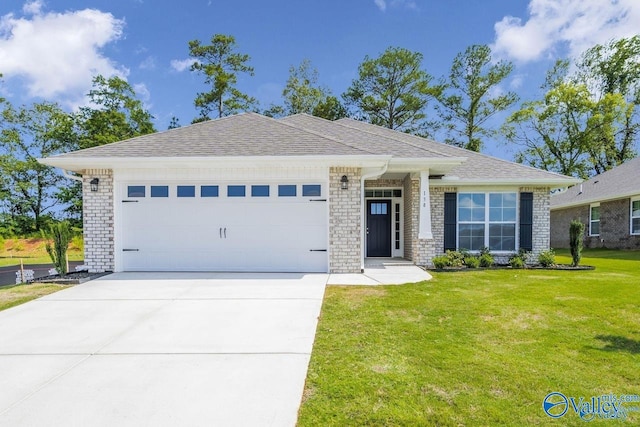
631, 199, 640, 235
590, 204, 600, 236
458, 192, 516, 251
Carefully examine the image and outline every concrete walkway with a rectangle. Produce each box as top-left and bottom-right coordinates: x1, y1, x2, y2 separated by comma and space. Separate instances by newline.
0, 273, 327, 426
328, 262, 432, 285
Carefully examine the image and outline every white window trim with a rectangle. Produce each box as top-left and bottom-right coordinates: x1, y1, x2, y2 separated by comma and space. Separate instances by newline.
631, 197, 640, 236
589, 203, 600, 236
457, 192, 518, 253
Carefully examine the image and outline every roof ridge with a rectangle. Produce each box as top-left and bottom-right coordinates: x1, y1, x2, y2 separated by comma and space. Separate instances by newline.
276, 115, 378, 155
333, 119, 455, 158
336, 119, 573, 179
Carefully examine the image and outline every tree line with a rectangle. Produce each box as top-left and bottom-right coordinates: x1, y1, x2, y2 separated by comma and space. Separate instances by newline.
1, 35, 638, 236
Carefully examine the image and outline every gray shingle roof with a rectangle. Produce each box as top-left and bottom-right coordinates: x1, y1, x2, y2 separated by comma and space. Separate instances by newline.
333, 118, 576, 182
43, 112, 578, 185
52, 112, 371, 158
279, 114, 449, 158
550, 156, 640, 209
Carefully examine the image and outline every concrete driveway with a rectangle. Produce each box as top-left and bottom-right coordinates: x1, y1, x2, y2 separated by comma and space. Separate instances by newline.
0, 272, 327, 426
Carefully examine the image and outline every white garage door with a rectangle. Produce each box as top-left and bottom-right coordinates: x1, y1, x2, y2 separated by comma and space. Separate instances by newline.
118, 182, 328, 272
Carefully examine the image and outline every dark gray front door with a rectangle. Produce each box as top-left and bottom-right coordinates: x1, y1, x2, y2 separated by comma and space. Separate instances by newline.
367, 200, 391, 257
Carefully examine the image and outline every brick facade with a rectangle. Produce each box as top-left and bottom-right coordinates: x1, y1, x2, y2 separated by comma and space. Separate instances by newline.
522, 186, 551, 259
82, 169, 114, 272
329, 167, 362, 273
551, 198, 640, 249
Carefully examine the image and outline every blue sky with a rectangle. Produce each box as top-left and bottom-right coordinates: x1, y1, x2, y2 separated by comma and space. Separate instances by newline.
1, 0, 639, 159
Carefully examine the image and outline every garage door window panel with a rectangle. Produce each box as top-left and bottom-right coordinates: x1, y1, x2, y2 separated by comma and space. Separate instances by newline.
302, 184, 321, 197
151, 186, 169, 197
251, 185, 270, 197
201, 186, 219, 197
127, 186, 145, 197
177, 186, 195, 197
278, 185, 297, 197
228, 185, 246, 197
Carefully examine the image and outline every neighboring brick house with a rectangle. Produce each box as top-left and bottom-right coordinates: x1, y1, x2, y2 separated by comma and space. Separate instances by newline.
40, 113, 577, 273
550, 157, 640, 249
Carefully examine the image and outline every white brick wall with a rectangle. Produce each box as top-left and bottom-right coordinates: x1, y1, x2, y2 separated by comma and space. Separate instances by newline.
521, 186, 551, 259
83, 169, 114, 273
329, 167, 362, 273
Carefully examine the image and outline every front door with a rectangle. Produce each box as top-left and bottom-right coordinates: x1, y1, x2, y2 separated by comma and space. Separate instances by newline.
367, 200, 391, 257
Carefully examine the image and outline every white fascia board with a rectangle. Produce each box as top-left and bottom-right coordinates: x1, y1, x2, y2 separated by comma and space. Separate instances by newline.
38, 155, 391, 172
386, 157, 467, 170
431, 177, 582, 187
550, 191, 640, 210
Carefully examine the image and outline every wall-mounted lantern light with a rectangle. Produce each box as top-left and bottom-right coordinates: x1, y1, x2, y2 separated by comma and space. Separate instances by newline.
90, 178, 99, 192
340, 175, 349, 190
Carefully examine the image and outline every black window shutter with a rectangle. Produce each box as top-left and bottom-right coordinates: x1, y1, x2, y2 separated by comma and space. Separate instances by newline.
444, 193, 457, 251
520, 192, 533, 251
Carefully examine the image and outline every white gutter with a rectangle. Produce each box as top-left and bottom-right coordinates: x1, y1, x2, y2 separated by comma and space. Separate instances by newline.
62, 169, 83, 183
360, 161, 390, 272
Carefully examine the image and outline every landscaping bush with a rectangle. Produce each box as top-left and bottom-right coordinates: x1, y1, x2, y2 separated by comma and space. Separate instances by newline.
432, 255, 449, 269
509, 250, 527, 269
569, 220, 585, 267
44, 222, 73, 276
464, 256, 480, 268
478, 247, 494, 267
538, 249, 556, 267
445, 250, 465, 267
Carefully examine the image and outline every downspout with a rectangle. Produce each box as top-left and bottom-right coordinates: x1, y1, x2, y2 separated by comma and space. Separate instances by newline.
360, 160, 390, 272
62, 169, 83, 183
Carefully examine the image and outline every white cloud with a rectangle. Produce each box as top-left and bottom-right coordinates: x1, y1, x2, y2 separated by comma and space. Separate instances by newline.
133, 82, 150, 103
374, 0, 417, 12
139, 56, 156, 70
492, 0, 640, 62
374, 0, 386, 12
0, 2, 126, 108
509, 74, 525, 90
22, 0, 43, 15
170, 58, 196, 72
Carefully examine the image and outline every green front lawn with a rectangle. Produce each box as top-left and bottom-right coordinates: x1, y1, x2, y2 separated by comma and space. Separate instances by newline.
0, 238, 83, 267
299, 250, 640, 426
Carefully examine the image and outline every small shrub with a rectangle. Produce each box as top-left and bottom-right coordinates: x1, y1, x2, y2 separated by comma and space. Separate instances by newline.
45, 222, 73, 276
479, 253, 494, 267
538, 249, 556, 267
569, 220, 585, 267
445, 250, 465, 267
464, 256, 480, 268
0, 236, 4, 252
509, 255, 526, 269
432, 255, 449, 269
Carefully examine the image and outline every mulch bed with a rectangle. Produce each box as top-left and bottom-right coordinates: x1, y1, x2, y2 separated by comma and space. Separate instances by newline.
431, 264, 595, 272
28, 271, 111, 285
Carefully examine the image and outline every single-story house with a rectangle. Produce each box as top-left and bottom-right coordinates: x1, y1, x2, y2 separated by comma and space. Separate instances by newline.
550, 156, 640, 249
40, 113, 578, 273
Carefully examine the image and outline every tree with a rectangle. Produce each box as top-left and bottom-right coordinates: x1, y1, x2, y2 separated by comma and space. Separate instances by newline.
343, 47, 435, 133
312, 96, 348, 121
577, 36, 640, 173
76, 75, 155, 149
434, 45, 518, 152
0, 101, 77, 232
168, 116, 181, 129
188, 34, 256, 121
503, 61, 594, 178
504, 37, 640, 178
282, 59, 329, 115
58, 75, 157, 224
